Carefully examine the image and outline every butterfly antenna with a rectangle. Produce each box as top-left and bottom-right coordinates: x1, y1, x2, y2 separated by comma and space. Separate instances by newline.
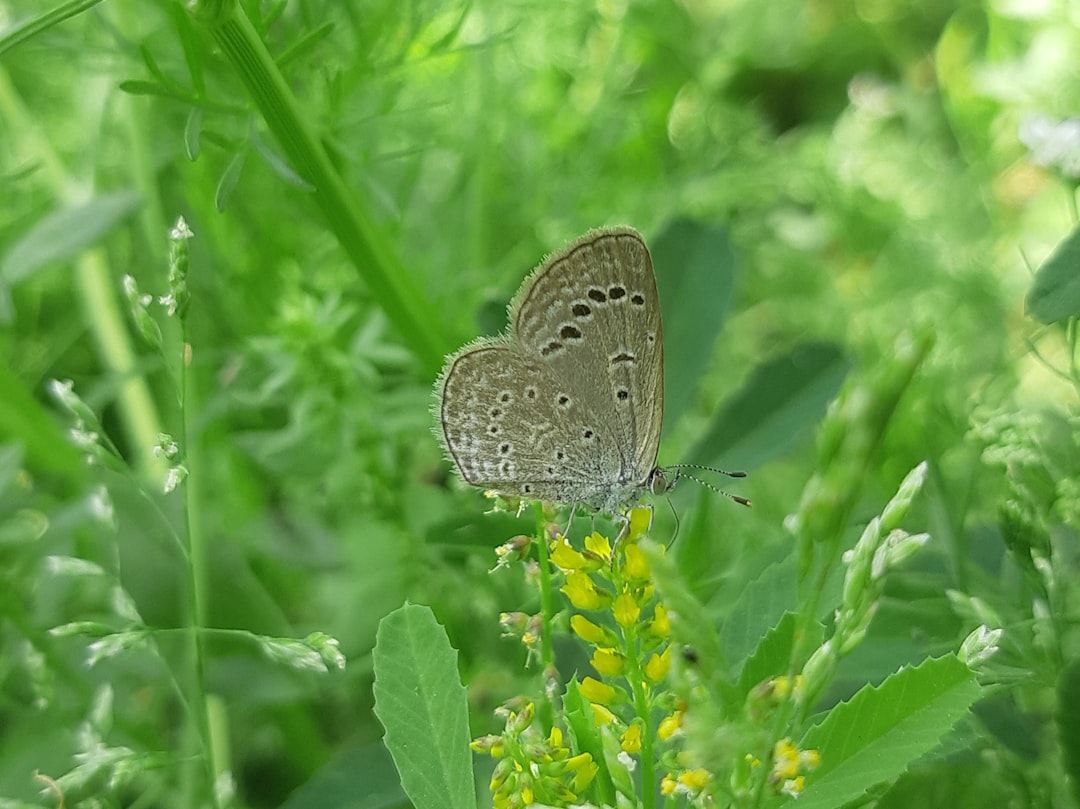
667, 464, 752, 507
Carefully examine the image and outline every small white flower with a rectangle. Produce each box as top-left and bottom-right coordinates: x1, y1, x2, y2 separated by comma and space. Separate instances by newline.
158, 293, 179, 316
88, 485, 114, 526
1019, 113, 1080, 179
163, 464, 188, 493
170, 216, 194, 240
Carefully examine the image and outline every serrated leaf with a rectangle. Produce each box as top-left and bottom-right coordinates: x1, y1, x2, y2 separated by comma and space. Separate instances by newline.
1026, 223, 1080, 323
790, 655, 981, 809
0, 191, 140, 284
720, 556, 799, 669
737, 612, 798, 697
689, 341, 849, 468
372, 604, 475, 809
653, 219, 736, 433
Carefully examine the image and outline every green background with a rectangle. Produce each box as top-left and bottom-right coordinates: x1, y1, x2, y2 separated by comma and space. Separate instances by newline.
1, 1, 1078, 807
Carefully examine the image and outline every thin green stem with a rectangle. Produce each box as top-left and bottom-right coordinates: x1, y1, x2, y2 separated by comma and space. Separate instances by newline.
177, 310, 220, 808
534, 503, 556, 731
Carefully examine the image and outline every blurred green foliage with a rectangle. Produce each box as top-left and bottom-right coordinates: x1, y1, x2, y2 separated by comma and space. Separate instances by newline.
1, 0, 1079, 807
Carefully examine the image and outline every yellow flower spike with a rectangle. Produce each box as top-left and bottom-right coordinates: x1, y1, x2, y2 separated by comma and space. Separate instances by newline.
584, 532, 612, 560
550, 537, 589, 571
621, 721, 643, 754
590, 703, 618, 725
570, 614, 608, 645
678, 768, 711, 792
580, 676, 618, 704
657, 709, 683, 740
591, 647, 626, 677
623, 543, 650, 580
562, 571, 607, 610
613, 592, 641, 627
627, 506, 652, 540
772, 738, 800, 779
661, 774, 677, 796
644, 645, 672, 682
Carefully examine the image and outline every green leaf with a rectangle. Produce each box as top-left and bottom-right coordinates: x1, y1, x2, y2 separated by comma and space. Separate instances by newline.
720, 556, 799, 669
736, 611, 796, 696
372, 603, 475, 809
1026, 223, 1080, 323
653, 219, 736, 434
216, 149, 247, 213
0, 191, 141, 284
690, 341, 849, 468
791, 655, 981, 809
184, 107, 203, 161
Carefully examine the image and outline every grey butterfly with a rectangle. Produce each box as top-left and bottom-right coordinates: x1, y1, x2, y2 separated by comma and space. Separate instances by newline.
434, 226, 747, 514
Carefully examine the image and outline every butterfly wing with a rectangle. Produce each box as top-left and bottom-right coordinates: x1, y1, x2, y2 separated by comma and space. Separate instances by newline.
510, 227, 663, 508
436, 337, 624, 505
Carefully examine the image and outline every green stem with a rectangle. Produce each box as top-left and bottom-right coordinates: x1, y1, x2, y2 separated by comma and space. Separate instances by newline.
178, 309, 221, 808
188, 2, 448, 375
534, 503, 556, 731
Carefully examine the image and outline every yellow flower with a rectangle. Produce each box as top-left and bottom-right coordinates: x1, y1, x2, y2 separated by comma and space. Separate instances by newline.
548, 725, 563, 748
772, 738, 799, 779
550, 537, 589, 571
661, 774, 677, 796
657, 709, 683, 740
590, 702, 618, 725
591, 647, 626, 677
567, 753, 598, 791
800, 748, 821, 769
613, 592, 640, 627
570, 614, 609, 645
678, 768, 711, 792
562, 571, 606, 610
584, 531, 612, 561
621, 721, 643, 753
647, 603, 671, 639
521, 783, 534, 805
623, 543, 650, 580
580, 676, 617, 704
781, 776, 806, 798
644, 646, 671, 682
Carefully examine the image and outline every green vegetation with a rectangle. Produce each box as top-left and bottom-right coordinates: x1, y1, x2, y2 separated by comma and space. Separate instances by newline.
1, 1, 1078, 808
